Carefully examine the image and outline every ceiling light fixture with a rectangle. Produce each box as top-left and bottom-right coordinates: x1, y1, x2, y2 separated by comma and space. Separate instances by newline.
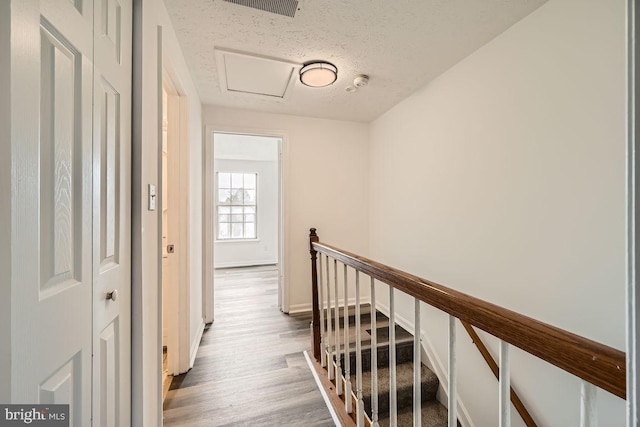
299, 62, 338, 87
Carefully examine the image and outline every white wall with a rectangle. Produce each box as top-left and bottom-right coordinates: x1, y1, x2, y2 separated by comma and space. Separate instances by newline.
213, 158, 279, 268
203, 106, 370, 312
368, 0, 626, 425
132, 0, 203, 424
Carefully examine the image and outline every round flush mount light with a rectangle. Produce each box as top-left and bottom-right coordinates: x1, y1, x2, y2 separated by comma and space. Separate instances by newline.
299, 62, 338, 87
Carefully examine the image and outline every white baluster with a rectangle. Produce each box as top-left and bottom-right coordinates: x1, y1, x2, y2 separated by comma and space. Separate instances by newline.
326, 255, 334, 381
580, 381, 597, 427
334, 259, 342, 395
355, 271, 365, 426
344, 264, 353, 413
370, 277, 379, 427
414, 298, 421, 427
318, 254, 326, 368
448, 315, 457, 427
499, 340, 511, 427
390, 287, 397, 427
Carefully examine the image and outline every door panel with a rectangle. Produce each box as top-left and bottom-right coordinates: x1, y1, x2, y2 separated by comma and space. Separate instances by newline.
92, 0, 131, 425
39, 353, 82, 424
11, 0, 132, 425
97, 78, 121, 269
12, 2, 94, 426
39, 21, 83, 297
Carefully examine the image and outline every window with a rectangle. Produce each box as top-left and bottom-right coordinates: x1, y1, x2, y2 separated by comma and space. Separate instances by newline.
216, 172, 257, 239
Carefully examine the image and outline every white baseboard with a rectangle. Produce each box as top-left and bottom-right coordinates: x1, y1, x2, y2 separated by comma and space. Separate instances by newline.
213, 259, 278, 269
189, 321, 205, 369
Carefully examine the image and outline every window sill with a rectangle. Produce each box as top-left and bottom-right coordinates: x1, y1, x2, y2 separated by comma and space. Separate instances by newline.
215, 238, 260, 244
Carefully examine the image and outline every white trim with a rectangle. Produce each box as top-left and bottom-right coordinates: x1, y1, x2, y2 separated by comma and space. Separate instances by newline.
627, 0, 639, 424
214, 259, 278, 269
204, 126, 215, 324
215, 238, 261, 244
0, 0, 10, 403
286, 303, 313, 314
303, 350, 342, 427
161, 63, 192, 376
189, 321, 205, 369
204, 125, 288, 318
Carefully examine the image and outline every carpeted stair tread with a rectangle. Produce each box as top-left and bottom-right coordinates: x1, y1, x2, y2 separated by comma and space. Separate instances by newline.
378, 400, 452, 427
350, 360, 439, 418
341, 339, 414, 373
326, 309, 458, 426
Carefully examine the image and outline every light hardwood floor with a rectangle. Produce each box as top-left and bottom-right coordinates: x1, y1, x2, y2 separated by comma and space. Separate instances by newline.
163, 265, 334, 426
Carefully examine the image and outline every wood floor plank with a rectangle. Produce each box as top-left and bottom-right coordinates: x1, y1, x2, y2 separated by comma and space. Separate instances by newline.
163, 265, 335, 426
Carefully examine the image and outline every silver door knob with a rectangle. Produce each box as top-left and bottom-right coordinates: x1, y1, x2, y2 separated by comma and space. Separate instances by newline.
107, 290, 118, 301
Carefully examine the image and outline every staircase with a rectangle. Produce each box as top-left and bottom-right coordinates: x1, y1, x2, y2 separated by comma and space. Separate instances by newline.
331, 309, 453, 426
310, 229, 626, 427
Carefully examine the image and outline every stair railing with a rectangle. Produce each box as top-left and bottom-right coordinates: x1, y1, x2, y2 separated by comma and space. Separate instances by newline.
308, 228, 626, 427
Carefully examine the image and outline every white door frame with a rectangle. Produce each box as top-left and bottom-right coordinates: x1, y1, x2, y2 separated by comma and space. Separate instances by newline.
160, 42, 192, 376
627, 0, 639, 423
203, 125, 289, 322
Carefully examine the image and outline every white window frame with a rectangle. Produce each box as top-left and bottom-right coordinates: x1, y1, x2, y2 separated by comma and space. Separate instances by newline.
215, 172, 258, 241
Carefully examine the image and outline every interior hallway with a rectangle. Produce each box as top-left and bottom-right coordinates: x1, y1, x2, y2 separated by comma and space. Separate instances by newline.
162, 265, 334, 426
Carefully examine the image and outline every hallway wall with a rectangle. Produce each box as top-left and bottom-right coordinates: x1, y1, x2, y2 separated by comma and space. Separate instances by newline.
367, 0, 626, 425
203, 106, 370, 312
133, 0, 203, 424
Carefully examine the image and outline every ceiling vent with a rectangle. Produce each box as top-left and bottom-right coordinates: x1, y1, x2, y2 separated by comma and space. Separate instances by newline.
223, 0, 299, 18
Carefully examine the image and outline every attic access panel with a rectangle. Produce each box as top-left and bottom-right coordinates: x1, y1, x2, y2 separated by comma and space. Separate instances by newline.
215, 49, 299, 99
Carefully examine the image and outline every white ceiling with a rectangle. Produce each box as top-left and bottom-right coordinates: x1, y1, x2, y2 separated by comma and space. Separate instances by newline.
163, 0, 547, 123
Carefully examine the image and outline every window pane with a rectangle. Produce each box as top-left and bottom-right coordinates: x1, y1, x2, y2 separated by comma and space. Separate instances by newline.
244, 222, 255, 239
217, 172, 258, 240
231, 173, 244, 189
231, 223, 243, 238
244, 173, 256, 189
218, 172, 231, 188
218, 223, 230, 239
231, 189, 243, 204
218, 189, 232, 205
245, 190, 256, 204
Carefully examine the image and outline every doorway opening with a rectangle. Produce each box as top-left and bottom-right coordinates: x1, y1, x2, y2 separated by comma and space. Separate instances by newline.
161, 72, 191, 400
161, 83, 174, 401
211, 133, 284, 316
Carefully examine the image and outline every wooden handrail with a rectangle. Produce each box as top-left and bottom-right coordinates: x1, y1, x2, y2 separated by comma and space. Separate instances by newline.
461, 320, 537, 427
308, 230, 626, 399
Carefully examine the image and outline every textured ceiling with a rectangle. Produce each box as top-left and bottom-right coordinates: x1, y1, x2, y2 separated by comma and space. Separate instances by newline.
163, 0, 547, 122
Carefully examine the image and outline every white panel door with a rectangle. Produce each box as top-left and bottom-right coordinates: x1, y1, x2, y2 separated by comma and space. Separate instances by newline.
92, 0, 132, 426
10, 0, 94, 425
10, 0, 132, 425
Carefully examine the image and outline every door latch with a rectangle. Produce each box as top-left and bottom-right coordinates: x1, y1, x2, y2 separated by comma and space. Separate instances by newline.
167, 244, 175, 254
